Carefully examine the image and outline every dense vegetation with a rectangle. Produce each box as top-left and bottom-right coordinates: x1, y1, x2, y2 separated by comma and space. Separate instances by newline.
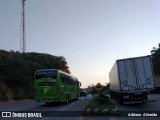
0, 50, 70, 101
151, 43, 160, 74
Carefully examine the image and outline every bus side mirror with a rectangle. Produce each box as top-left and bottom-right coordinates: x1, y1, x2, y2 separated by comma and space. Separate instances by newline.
79, 82, 81, 87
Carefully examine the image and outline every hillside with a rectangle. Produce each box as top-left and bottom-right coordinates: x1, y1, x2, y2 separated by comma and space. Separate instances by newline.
0, 50, 70, 101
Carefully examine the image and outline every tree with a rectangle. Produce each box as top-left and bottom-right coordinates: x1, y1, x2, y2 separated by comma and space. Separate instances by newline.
151, 43, 160, 74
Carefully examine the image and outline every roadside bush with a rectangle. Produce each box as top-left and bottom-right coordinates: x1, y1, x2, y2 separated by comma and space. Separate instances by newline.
12, 94, 25, 100
24, 92, 35, 99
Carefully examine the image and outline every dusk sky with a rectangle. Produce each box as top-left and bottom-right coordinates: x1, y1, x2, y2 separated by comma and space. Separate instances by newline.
0, 0, 160, 88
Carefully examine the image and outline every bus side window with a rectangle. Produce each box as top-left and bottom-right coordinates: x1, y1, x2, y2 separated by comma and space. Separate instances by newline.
76, 81, 79, 86
60, 73, 79, 86
61, 73, 65, 83
65, 74, 69, 84
68, 76, 72, 84
74, 79, 77, 86
74, 78, 79, 86
71, 77, 75, 85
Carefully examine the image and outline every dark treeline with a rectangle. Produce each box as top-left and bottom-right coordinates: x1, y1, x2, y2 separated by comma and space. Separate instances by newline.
151, 43, 160, 74
0, 50, 70, 100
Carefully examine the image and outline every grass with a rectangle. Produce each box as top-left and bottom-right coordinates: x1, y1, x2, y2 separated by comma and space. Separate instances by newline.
86, 95, 115, 109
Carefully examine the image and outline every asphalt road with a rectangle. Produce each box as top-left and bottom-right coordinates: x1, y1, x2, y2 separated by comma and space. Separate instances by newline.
112, 93, 160, 111
0, 95, 92, 120
0, 94, 160, 120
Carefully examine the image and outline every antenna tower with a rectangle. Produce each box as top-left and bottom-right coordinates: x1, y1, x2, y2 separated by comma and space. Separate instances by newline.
20, 0, 26, 53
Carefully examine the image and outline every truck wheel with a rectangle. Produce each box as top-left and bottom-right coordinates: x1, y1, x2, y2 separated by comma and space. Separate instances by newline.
144, 93, 148, 100
110, 93, 113, 98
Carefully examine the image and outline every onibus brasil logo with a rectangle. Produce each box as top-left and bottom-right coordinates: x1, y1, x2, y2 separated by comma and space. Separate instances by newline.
1, 112, 42, 118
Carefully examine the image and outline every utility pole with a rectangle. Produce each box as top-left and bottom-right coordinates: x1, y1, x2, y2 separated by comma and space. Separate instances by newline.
20, 0, 26, 53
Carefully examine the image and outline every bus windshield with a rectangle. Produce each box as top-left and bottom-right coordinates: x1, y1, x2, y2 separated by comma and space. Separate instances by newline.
35, 70, 57, 79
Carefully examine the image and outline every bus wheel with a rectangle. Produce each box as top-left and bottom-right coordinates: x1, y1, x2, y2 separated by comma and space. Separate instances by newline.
46, 102, 52, 106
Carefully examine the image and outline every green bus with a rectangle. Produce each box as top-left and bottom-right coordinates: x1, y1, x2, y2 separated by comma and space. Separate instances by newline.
34, 69, 81, 105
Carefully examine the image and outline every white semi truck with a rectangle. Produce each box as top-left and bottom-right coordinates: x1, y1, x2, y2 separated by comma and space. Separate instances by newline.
109, 56, 155, 104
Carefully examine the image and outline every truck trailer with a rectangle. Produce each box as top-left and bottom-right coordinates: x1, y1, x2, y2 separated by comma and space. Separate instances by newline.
109, 56, 155, 104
